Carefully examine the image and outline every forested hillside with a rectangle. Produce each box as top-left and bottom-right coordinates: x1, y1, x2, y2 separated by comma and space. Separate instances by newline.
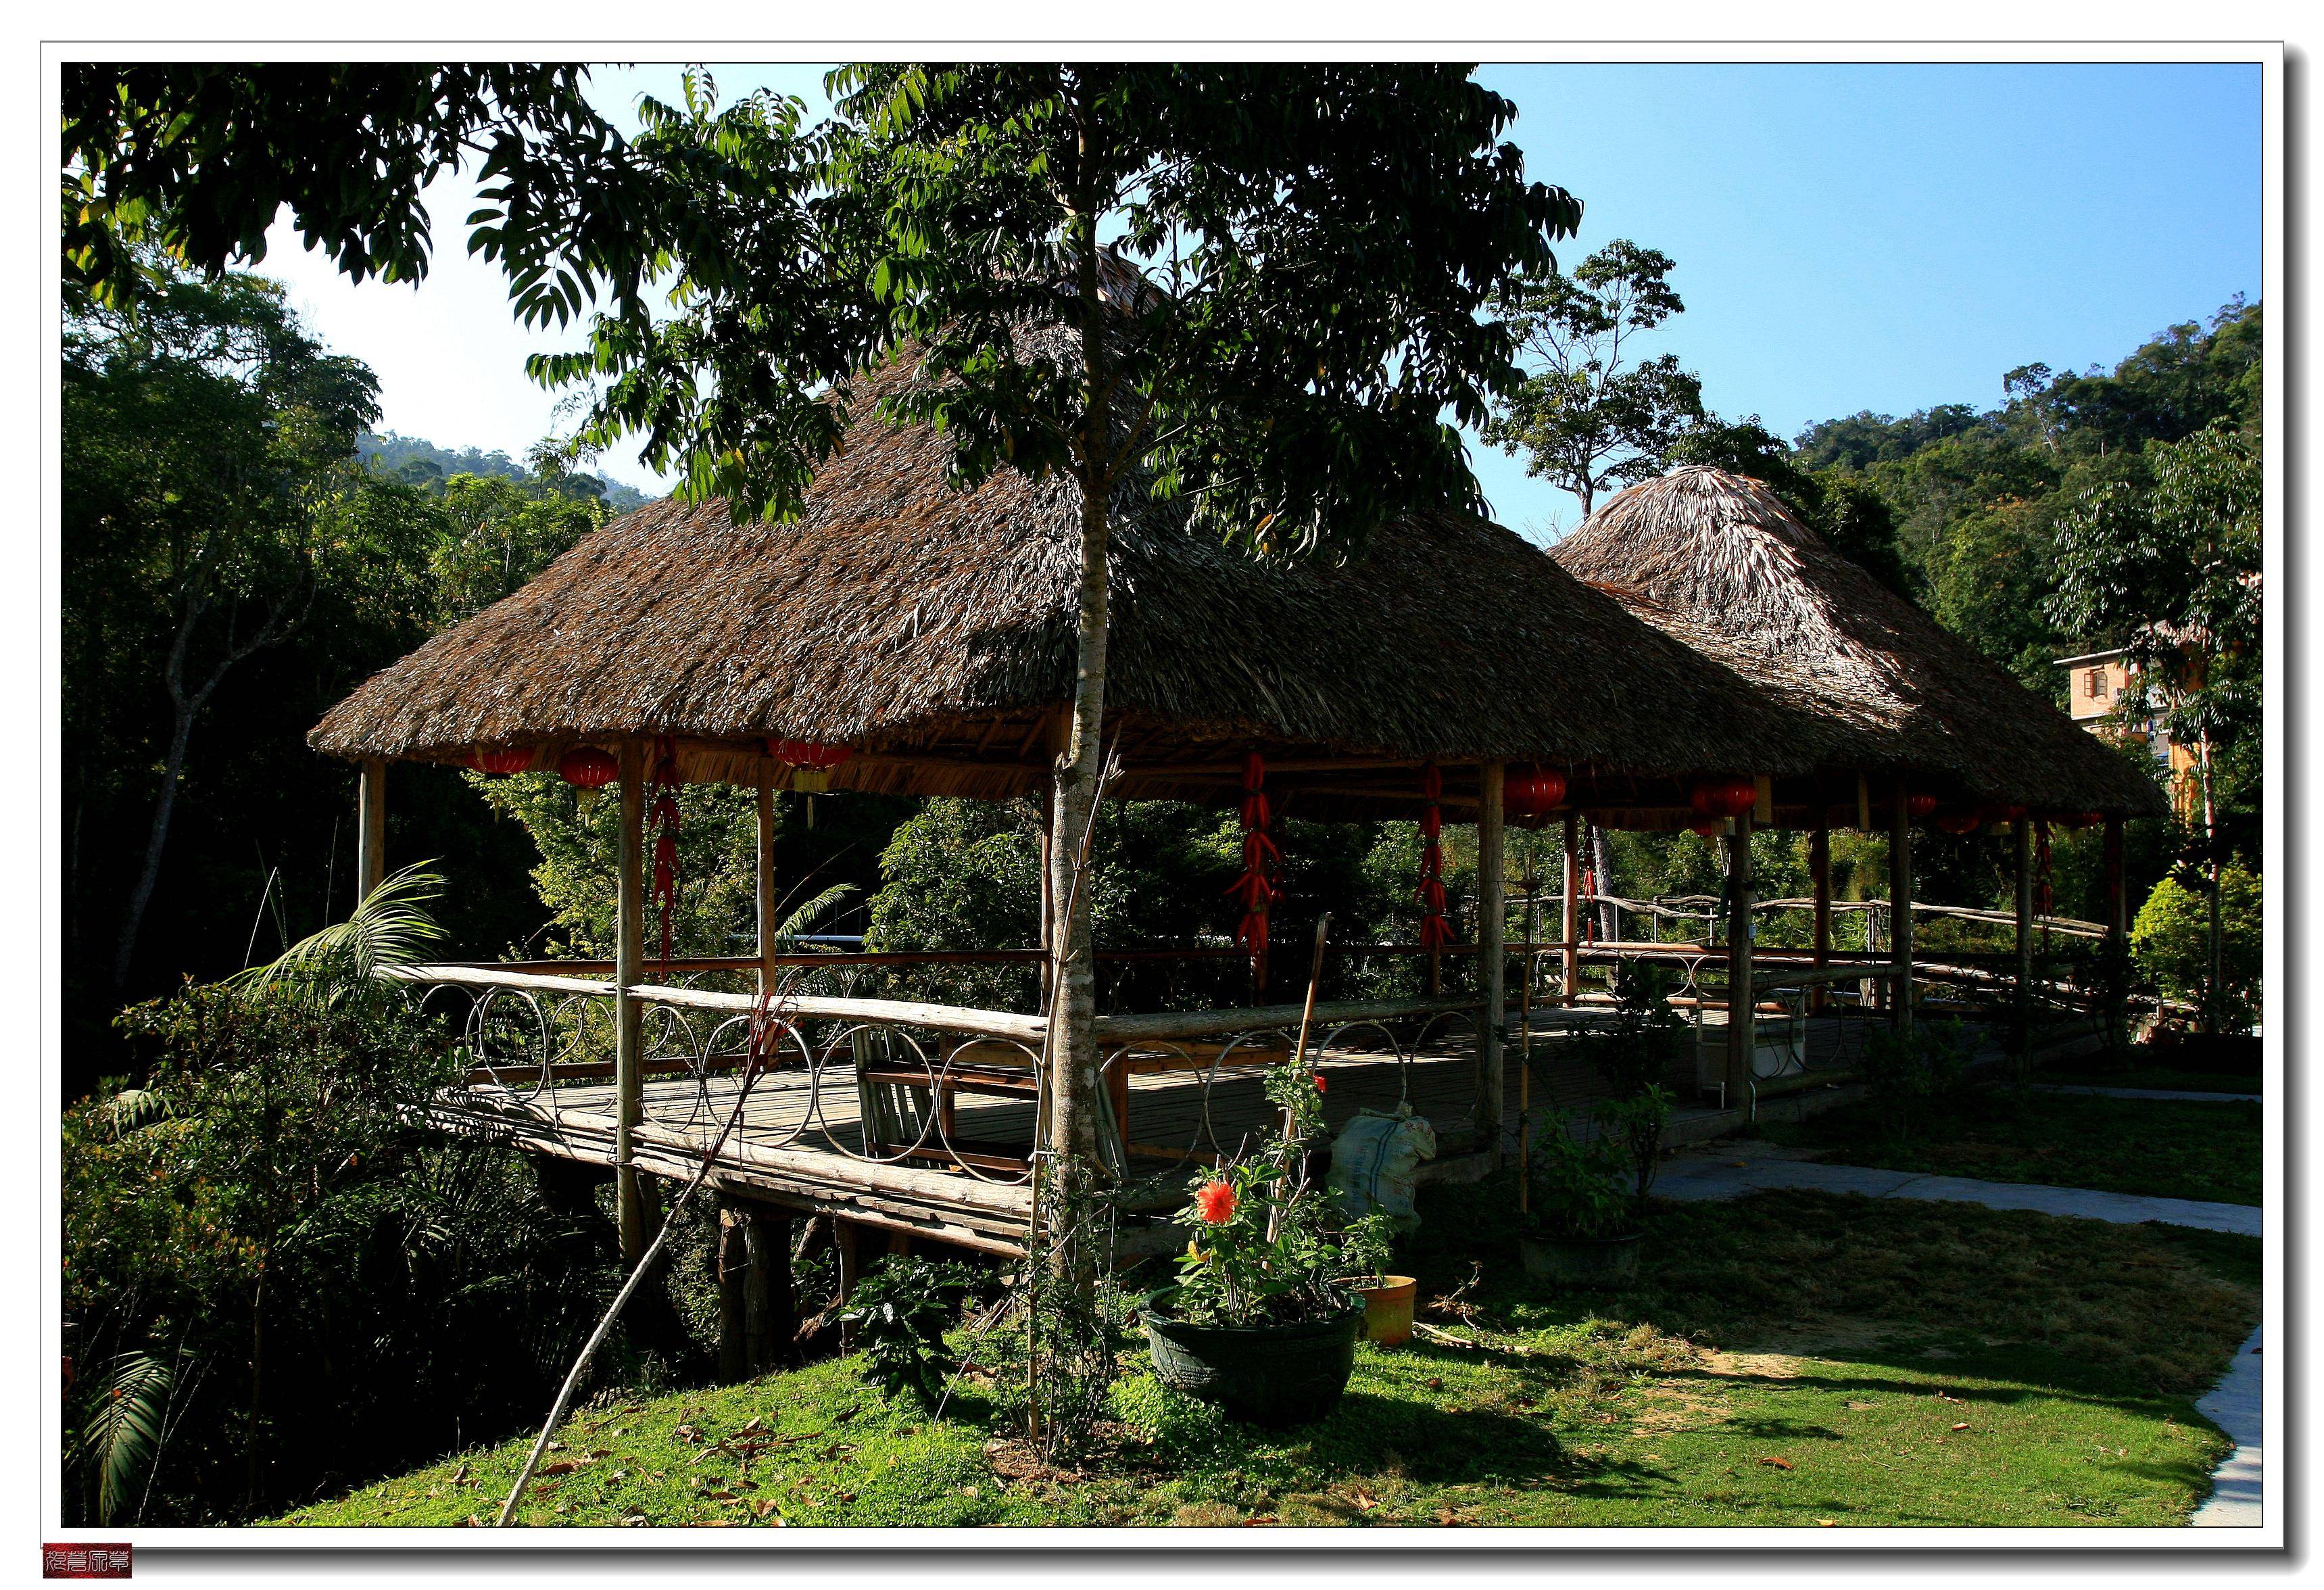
356, 431, 655, 512
1794, 297, 2260, 698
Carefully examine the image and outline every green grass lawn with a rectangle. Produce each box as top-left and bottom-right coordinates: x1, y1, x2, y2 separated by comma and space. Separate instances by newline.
2054, 1067, 2262, 1097
1757, 1090, 2262, 1205
272, 1183, 2254, 1531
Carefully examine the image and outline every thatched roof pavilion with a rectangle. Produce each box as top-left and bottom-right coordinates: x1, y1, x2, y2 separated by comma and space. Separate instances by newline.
312, 364, 1816, 817
1551, 466, 2168, 820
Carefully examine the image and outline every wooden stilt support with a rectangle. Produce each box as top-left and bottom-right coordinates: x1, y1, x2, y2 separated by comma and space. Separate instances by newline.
1725, 809, 1756, 1111
755, 773, 779, 997
1809, 811, 1832, 1014
356, 758, 387, 902
1561, 811, 1581, 1007
744, 1206, 794, 1372
834, 1219, 863, 1349
717, 1201, 750, 1382
614, 742, 648, 1265
1476, 762, 1506, 1161
1889, 774, 1914, 1034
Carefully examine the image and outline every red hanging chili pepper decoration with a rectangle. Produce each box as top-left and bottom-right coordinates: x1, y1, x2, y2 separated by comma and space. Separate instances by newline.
1226, 752, 1280, 989
1415, 763, 1452, 952
648, 734, 682, 973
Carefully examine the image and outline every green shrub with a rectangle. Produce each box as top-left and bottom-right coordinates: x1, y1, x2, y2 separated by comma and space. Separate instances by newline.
1862, 1018, 1974, 1138
2133, 862, 2262, 1032
1524, 1111, 1635, 1240
842, 1256, 981, 1406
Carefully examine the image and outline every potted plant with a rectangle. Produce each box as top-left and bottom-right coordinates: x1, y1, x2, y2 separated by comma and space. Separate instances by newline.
1334, 1211, 1417, 1348
1518, 1111, 1645, 1286
1142, 1065, 1370, 1427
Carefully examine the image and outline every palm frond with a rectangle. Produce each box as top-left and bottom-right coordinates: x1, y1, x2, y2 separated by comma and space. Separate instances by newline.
105, 1088, 171, 1137
72, 1351, 172, 1526
770, 883, 856, 953
229, 863, 447, 1004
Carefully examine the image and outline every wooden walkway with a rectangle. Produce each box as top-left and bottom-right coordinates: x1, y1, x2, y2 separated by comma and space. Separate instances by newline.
428, 1011, 1894, 1255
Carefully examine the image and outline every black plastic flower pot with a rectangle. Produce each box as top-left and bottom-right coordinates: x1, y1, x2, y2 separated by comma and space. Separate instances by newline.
1141, 1291, 1365, 1429
1518, 1229, 1643, 1288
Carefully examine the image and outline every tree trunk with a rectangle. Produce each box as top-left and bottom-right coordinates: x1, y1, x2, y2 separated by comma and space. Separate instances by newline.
1046, 479, 1110, 1188
1591, 823, 1620, 943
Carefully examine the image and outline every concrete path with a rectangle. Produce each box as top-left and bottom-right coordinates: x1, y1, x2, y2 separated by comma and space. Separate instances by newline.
1651, 1141, 2262, 1237
2191, 1325, 2265, 1528
1653, 1140, 2265, 1528
2033, 1082, 2262, 1104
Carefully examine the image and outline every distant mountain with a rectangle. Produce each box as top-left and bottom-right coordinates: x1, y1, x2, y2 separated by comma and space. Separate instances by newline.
356, 431, 656, 514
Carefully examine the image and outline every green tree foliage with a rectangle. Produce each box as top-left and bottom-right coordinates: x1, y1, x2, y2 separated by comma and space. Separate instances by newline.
428, 473, 613, 627
64, 264, 395, 1001
2050, 421, 2262, 802
1789, 298, 2260, 693
865, 798, 1396, 1013
2132, 863, 2262, 1032
63, 65, 629, 312
64, 879, 617, 1523
1482, 240, 1705, 516
59, 263, 630, 1090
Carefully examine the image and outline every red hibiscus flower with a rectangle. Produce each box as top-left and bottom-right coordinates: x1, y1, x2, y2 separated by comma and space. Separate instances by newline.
1312, 1074, 1327, 1093
1194, 1180, 1237, 1224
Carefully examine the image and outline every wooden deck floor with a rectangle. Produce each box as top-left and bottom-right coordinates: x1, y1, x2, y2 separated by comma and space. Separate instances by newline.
429, 1011, 1895, 1255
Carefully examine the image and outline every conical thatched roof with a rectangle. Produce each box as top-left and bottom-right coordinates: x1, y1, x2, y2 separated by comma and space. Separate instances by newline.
311, 363, 1819, 815
1551, 466, 2166, 817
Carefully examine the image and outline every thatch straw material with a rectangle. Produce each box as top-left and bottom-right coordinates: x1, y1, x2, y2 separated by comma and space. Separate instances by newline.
312, 363, 1824, 813
1552, 466, 2167, 817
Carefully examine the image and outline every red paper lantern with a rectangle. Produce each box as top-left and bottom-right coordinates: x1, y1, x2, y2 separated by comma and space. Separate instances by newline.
1904, 792, 1939, 821
1977, 802, 2029, 826
469, 746, 534, 776
1505, 766, 1568, 820
1689, 775, 1757, 821
1689, 821, 1726, 840
556, 746, 619, 790
767, 738, 854, 772
1933, 809, 1980, 836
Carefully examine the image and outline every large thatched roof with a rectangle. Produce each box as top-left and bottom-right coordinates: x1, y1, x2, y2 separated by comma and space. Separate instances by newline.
312, 362, 1824, 816
1552, 466, 2167, 817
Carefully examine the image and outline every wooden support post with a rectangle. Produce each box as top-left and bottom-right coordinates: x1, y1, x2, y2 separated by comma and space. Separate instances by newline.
1518, 885, 1536, 1205
833, 1218, 863, 1349
717, 1200, 750, 1382
2104, 813, 2129, 1049
743, 1205, 793, 1373
2104, 815, 2127, 936
1561, 812, 1581, 1007
356, 758, 387, 902
614, 742, 648, 1266
1889, 774, 1914, 1034
1476, 763, 1506, 1161
1725, 809, 1756, 1111
2014, 815, 2035, 1062
834, 1219, 861, 1300
755, 773, 779, 997
1809, 813, 1832, 1014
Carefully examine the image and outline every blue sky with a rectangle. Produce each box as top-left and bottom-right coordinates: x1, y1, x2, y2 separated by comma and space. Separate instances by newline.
260, 61, 2261, 540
